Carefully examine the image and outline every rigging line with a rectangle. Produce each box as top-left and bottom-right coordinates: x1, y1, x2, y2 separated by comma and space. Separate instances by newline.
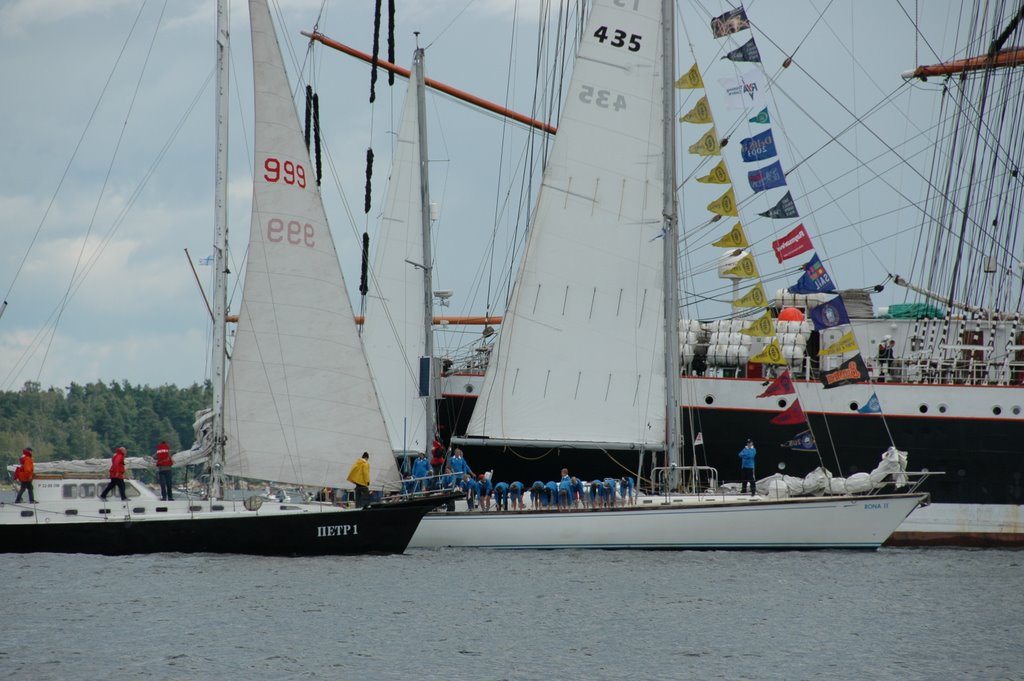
425, 0, 477, 50
488, 0, 521, 319
0, 70, 214, 391
36, 0, 172, 386
0, 0, 153, 313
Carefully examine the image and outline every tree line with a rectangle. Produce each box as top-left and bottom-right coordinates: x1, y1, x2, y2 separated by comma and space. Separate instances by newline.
0, 380, 211, 476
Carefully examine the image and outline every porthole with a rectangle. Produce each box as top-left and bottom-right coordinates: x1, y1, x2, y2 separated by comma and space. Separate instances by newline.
65, 509, 78, 516
777, 398, 788, 408
704, 395, 714, 405
993, 406, 1002, 416
957, 469, 966, 477
1013, 406, 1021, 416
849, 402, 859, 411
919, 404, 928, 414
938, 404, 947, 413
465, 384, 474, 394
777, 461, 787, 471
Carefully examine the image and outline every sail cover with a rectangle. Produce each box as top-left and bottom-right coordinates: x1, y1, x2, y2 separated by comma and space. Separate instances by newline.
464, 0, 667, 449
361, 58, 428, 458
223, 0, 398, 490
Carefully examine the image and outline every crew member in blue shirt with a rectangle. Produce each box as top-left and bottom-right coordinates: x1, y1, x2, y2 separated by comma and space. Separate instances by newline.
492, 481, 509, 511
477, 474, 493, 511
604, 478, 619, 507
558, 468, 573, 510
570, 477, 586, 508
738, 438, 757, 496
544, 480, 559, 509
450, 448, 473, 478
509, 481, 525, 511
411, 451, 431, 492
619, 476, 635, 506
461, 473, 480, 510
530, 481, 546, 509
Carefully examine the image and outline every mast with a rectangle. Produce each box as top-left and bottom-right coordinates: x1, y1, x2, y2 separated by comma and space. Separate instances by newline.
413, 45, 437, 452
210, 0, 230, 499
661, 0, 681, 468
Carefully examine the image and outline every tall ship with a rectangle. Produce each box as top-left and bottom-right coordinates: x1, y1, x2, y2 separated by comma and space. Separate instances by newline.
433, 2, 1024, 546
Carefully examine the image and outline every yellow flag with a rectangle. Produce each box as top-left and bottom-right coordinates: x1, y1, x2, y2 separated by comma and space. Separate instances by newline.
732, 282, 767, 308
723, 252, 760, 279
675, 63, 704, 89
740, 310, 776, 337
688, 127, 720, 156
712, 222, 748, 248
749, 340, 787, 365
707, 187, 738, 217
697, 159, 731, 184
681, 95, 712, 124
818, 331, 859, 356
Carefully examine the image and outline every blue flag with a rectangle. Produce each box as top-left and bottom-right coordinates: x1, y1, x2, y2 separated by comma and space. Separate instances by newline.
788, 252, 836, 294
747, 160, 786, 193
782, 429, 817, 451
858, 392, 882, 414
741, 129, 777, 162
809, 295, 850, 331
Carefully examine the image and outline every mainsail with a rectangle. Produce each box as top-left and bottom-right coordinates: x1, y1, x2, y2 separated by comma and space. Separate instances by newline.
222, 0, 398, 490
463, 0, 668, 450
362, 52, 430, 458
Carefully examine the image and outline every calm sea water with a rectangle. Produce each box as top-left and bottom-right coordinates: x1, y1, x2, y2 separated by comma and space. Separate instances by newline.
1, 547, 1020, 680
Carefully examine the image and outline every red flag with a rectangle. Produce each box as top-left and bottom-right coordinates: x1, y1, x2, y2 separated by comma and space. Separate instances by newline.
772, 223, 813, 263
757, 370, 795, 398
770, 399, 806, 425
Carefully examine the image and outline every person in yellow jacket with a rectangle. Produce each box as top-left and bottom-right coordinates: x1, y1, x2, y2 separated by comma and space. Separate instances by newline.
14, 447, 35, 503
346, 452, 371, 508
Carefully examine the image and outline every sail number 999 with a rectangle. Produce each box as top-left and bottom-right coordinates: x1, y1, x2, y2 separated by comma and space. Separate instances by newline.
593, 26, 642, 51
267, 218, 315, 247
264, 157, 307, 188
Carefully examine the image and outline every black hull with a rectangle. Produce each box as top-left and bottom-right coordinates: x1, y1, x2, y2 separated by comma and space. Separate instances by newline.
440, 395, 1023, 508
1, 494, 457, 556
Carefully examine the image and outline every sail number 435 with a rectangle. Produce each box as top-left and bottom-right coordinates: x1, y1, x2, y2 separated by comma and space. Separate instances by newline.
579, 85, 627, 112
593, 26, 642, 51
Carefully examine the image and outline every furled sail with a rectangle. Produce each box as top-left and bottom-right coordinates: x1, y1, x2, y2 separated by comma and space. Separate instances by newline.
463, 0, 668, 450
222, 0, 398, 490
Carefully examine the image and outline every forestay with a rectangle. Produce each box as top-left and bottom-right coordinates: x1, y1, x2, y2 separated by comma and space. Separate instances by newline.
222, 0, 398, 490
464, 0, 667, 449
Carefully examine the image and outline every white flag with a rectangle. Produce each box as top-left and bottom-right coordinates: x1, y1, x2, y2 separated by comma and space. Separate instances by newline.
719, 69, 766, 110
694, 432, 704, 446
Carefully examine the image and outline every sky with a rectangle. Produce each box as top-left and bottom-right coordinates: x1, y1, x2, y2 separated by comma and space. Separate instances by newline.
0, 0, 989, 391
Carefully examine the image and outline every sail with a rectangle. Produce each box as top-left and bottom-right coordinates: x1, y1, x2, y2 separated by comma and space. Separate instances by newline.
222, 0, 398, 490
361, 60, 428, 458
464, 0, 668, 449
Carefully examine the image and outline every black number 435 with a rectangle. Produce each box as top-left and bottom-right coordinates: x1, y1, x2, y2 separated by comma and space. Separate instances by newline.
594, 26, 642, 52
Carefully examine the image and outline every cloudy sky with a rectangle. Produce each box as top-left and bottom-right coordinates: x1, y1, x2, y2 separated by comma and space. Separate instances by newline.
0, 0, 982, 390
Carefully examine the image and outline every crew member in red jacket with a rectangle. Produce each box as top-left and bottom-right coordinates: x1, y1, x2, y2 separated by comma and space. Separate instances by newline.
428, 437, 446, 488
100, 446, 128, 501
155, 441, 174, 501
14, 447, 35, 503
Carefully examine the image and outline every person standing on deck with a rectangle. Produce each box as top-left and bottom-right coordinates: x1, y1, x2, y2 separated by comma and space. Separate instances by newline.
449, 448, 473, 479
738, 439, 757, 496
428, 438, 446, 488
477, 474, 493, 511
100, 446, 128, 501
557, 469, 572, 510
347, 452, 371, 508
411, 451, 431, 492
14, 447, 35, 503
155, 441, 174, 501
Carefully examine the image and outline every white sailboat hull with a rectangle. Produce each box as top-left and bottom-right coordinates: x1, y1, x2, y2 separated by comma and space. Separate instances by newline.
409, 493, 926, 550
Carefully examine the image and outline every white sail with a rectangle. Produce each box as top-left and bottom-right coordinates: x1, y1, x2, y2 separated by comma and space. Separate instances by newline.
222, 0, 398, 490
464, 0, 667, 449
362, 60, 428, 458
